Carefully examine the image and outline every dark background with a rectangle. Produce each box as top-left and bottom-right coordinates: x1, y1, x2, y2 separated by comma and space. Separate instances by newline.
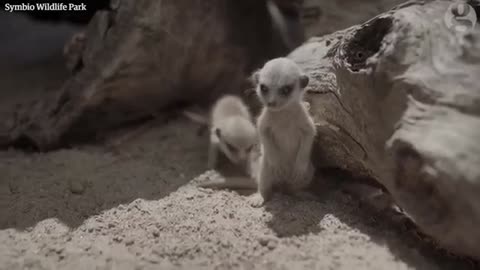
0, 0, 110, 67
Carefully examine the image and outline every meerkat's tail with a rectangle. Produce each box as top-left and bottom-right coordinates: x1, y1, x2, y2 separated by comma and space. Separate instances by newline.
182, 109, 210, 126
198, 177, 257, 190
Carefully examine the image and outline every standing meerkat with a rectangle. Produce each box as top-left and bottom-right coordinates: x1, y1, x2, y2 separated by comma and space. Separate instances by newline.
250, 57, 316, 206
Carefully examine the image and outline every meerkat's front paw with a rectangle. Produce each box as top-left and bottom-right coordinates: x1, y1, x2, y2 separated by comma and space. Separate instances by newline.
248, 193, 265, 208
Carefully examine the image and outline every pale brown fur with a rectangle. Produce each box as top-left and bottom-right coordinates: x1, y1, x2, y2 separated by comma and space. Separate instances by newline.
208, 95, 257, 168
183, 95, 259, 190
250, 57, 316, 207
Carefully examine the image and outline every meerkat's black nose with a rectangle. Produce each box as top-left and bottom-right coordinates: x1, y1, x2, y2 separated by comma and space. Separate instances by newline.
267, 101, 277, 106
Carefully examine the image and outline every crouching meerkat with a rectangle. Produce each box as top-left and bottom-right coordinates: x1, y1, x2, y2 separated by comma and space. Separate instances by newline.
183, 95, 259, 189
250, 57, 316, 207
208, 95, 257, 167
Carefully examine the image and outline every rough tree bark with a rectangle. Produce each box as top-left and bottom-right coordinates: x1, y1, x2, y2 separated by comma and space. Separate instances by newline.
3, 0, 303, 150
301, 0, 405, 37
288, 0, 480, 260
2, 0, 480, 261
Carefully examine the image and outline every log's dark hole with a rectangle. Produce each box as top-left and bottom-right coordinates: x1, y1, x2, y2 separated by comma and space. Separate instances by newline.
344, 17, 393, 71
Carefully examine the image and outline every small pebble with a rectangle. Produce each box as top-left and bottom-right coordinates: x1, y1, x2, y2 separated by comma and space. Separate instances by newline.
113, 236, 123, 243
125, 239, 135, 246
259, 236, 270, 246
259, 235, 278, 250
267, 240, 278, 250
69, 179, 85, 195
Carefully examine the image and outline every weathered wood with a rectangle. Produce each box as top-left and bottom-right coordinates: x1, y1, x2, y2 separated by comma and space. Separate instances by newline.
290, 0, 480, 260
3, 0, 480, 260
5, 0, 302, 150
301, 0, 405, 37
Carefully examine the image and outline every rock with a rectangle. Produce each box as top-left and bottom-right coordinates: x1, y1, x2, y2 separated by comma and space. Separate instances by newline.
69, 179, 86, 195
258, 235, 278, 250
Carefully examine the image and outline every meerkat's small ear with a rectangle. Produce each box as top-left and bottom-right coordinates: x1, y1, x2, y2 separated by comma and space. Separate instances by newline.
249, 70, 260, 85
299, 74, 309, 89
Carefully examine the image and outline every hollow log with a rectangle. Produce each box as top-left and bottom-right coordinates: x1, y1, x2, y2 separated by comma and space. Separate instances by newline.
289, 0, 480, 260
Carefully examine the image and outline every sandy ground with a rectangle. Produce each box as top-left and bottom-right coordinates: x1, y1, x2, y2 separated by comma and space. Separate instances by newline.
2, 117, 477, 270
0, 13, 477, 270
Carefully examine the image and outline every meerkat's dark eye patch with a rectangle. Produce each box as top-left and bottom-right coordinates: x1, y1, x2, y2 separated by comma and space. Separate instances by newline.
225, 142, 237, 153
279, 85, 293, 96
299, 74, 309, 88
260, 84, 269, 95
